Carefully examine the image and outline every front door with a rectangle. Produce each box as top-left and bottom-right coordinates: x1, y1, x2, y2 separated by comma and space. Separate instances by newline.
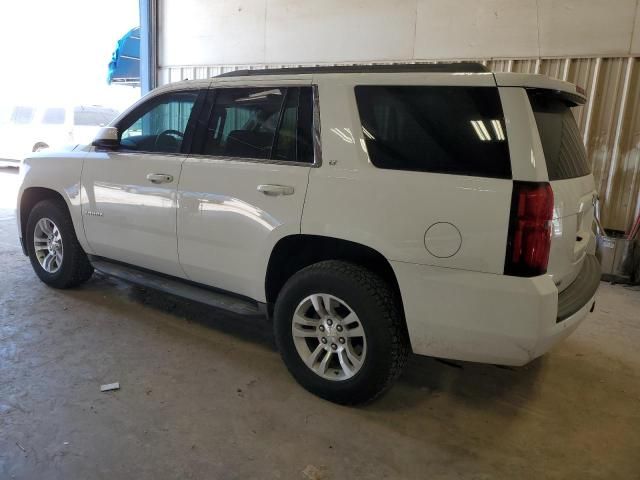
81, 89, 202, 277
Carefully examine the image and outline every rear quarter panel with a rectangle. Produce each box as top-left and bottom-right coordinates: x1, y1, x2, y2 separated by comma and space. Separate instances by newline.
302, 74, 513, 275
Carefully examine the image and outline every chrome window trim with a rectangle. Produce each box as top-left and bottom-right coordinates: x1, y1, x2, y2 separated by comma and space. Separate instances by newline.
184, 154, 316, 168
312, 84, 322, 167
91, 146, 186, 159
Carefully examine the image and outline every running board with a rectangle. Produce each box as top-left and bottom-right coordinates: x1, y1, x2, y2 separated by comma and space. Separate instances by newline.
90, 258, 262, 316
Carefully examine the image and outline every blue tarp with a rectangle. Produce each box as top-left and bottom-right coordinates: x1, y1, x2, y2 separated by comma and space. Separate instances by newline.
107, 27, 140, 86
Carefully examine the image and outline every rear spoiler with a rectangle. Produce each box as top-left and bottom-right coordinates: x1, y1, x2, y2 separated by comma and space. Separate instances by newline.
493, 73, 586, 105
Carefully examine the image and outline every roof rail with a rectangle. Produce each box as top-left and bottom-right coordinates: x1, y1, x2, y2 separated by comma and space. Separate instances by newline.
215, 62, 489, 78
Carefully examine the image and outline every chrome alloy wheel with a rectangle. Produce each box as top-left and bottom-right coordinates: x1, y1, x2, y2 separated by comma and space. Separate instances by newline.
292, 293, 367, 381
33, 217, 63, 274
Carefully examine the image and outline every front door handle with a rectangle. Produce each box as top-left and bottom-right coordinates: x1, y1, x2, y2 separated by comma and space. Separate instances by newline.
146, 173, 174, 184
257, 184, 294, 196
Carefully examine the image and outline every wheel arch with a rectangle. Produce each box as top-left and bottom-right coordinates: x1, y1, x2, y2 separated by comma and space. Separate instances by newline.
32, 142, 49, 152
265, 234, 404, 317
19, 187, 69, 255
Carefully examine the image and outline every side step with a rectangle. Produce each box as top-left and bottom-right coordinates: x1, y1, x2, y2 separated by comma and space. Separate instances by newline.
90, 258, 262, 316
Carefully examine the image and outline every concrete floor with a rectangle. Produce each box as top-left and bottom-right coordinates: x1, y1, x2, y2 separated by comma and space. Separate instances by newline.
1, 167, 639, 480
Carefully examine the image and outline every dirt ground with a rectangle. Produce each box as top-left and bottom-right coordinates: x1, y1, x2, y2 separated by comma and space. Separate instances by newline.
1, 167, 639, 479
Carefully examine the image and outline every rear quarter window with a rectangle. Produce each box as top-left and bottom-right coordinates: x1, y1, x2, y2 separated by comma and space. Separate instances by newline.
355, 86, 511, 179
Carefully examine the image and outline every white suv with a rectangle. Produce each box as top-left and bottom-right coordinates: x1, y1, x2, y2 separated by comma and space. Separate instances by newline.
17, 64, 601, 404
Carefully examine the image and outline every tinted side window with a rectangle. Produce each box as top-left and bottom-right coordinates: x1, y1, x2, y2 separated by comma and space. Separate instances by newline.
272, 87, 314, 163
528, 92, 590, 180
42, 108, 66, 125
203, 87, 285, 159
11, 106, 35, 125
272, 89, 299, 161
296, 87, 314, 163
74, 107, 118, 126
201, 86, 314, 163
119, 91, 198, 154
355, 86, 511, 178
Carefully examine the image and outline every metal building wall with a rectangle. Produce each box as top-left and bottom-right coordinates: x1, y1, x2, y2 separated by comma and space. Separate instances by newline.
159, 56, 640, 232
488, 57, 640, 234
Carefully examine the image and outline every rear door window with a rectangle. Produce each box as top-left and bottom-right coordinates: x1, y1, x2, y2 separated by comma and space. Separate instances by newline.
354, 86, 511, 178
527, 91, 590, 180
198, 86, 314, 163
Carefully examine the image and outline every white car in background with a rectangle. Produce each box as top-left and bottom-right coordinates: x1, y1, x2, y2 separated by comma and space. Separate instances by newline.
0, 105, 119, 167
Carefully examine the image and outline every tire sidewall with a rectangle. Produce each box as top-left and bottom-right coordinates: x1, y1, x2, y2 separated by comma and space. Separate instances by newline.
274, 264, 397, 402
26, 201, 77, 287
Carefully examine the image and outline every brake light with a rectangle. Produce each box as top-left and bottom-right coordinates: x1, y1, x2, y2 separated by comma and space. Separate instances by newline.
504, 182, 554, 277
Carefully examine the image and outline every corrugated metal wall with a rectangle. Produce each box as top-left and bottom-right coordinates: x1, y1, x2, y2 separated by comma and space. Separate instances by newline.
160, 56, 640, 232
487, 57, 640, 233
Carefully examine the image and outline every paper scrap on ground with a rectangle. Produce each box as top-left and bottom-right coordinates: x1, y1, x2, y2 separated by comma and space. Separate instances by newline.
100, 382, 120, 392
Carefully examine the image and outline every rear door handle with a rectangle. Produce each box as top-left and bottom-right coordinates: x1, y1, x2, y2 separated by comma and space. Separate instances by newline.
146, 173, 174, 184
257, 184, 294, 196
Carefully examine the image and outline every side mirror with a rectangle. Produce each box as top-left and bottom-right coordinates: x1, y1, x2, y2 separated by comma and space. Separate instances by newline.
92, 127, 119, 149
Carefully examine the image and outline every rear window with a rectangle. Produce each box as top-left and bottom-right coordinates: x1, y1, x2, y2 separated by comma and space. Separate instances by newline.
42, 107, 66, 124
355, 86, 511, 179
528, 91, 590, 180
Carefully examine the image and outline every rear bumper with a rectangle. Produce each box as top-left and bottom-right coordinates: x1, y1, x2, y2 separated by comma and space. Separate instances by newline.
530, 291, 596, 359
557, 254, 600, 321
391, 256, 600, 366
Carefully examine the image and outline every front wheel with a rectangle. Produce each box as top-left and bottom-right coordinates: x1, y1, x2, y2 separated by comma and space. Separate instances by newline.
274, 260, 409, 405
26, 199, 93, 288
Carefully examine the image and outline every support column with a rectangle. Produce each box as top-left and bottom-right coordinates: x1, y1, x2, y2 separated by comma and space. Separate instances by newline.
139, 0, 157, 94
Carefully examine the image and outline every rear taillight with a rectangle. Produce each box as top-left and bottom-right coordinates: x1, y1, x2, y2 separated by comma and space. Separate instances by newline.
504, 181, 554, 277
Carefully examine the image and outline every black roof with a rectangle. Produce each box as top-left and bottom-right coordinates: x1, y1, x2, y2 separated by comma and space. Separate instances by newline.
215, 62, 489, 78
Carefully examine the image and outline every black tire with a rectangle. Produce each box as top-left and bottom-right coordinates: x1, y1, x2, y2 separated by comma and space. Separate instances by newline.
33, 142, 49, 152
26, 199, 93, 288
274, 260, 409, 405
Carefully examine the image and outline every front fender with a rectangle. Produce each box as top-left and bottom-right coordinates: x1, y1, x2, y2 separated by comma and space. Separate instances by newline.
17, 150, 91, 254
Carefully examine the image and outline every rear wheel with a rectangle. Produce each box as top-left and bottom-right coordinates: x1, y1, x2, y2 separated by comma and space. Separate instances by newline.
274, 260, 409, 405
26, 199, 93, 288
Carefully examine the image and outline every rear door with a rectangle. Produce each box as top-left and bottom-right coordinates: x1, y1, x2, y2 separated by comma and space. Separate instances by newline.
177, 82, 315, 301
528, 90, 597, 291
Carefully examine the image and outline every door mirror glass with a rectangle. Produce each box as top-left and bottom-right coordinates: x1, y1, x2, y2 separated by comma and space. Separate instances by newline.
92, 126, 119, 148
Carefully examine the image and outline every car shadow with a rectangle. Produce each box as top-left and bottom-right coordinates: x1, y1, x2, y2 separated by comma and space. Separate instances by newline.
91, 272, 276, 349
74, 272, 544, 409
